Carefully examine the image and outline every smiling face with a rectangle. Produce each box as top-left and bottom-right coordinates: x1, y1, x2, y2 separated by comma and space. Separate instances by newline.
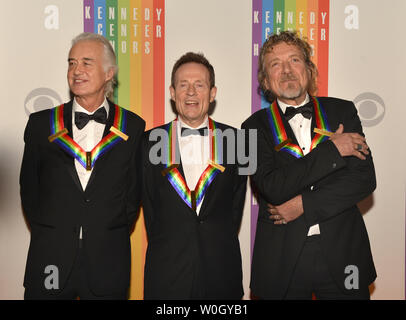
67, 40, 113, 111
170, 62, 217, 127
263, 42, 311, 105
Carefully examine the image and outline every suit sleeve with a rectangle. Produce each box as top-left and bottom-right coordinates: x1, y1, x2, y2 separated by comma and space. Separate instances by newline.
19, 114, 39, 226
301, 103, 376, 227
126, 118, 146, 228
242, 117, 346, 205
141, 133, 156, 237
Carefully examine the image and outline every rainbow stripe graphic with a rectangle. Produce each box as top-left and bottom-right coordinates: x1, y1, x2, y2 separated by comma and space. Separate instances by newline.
83, 0, 165, 300
50, 104, 127, 170
266, 97, 330, 158
251, 0, 330, 256
50, 103, 64, 133
83, 0, 165, 129
266, 102, 304, 158
164, 119, 222, 211
310, 96, 330, 149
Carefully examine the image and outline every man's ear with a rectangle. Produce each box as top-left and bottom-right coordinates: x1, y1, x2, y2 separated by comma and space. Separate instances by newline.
307, 66, 312, 79
169, 86, 176, 101
209, 86, 217, 103
263, 77, 270, 91
105, 67, 114, 82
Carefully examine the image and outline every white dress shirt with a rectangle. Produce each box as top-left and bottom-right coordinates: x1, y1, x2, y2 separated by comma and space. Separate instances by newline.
177, 116, 210, 215
72, 98, 109, 191
278, 94, 320, 236
72, 98, 108, 239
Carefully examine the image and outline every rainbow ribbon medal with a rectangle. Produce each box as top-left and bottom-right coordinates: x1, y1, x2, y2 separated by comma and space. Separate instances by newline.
266, 97, 330, 158
163, 118, 223, 211
49, 104, 127, 170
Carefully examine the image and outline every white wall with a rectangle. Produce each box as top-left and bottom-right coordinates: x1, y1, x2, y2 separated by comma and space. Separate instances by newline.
0, 0, 404, 300
329, 0, 406, 299
0, 0, 83, 299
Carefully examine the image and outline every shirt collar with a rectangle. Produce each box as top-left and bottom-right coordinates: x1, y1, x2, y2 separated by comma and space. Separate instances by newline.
177, 115, 209, 140
277, 93, 310, 114
178, 115, 209, 130
73, 97, 109, 115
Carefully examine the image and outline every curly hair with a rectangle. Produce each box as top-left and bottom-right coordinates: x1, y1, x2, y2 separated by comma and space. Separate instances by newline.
257, 30, 318, 102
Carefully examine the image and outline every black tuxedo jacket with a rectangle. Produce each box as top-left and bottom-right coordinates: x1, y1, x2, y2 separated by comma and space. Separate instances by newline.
242, 97, 376, 299
142, 121, 247, 299
20, 99, 145, 296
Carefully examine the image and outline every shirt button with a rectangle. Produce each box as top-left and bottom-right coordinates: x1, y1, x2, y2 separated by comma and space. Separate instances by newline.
85, 199, 90, 203
332, 163, 337, 169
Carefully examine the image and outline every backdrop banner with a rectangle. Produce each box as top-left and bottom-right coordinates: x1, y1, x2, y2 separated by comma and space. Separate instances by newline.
82, 0, 165, 299
0, 0, 404, 300
251, 0, 330, 258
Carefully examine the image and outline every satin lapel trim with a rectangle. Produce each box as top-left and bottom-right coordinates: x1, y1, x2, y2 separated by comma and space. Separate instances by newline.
62, 101, 83, 192
271, 98, 331, 160
283, 115, 301, 150
171, 160, 221, 217
164, 159, 197, 214
163, 120, 223, 214
197, 126, 227, 217
267, 102, 302, 160
179, 161, 197, 215
102, 100, 116, 137
310, 108, 317, 140
85, 100, 118, 191
197, 164, 222, 218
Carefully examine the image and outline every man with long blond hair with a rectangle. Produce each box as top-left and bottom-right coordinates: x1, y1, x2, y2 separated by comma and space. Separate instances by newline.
243, 31, 376, 299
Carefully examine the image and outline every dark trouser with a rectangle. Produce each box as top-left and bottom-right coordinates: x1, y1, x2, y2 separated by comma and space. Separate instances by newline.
284, 235, 370, 300
25, 240, 128, 300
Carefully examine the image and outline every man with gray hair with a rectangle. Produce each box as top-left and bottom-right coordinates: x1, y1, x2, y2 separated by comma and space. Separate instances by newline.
20, 32, 145, 299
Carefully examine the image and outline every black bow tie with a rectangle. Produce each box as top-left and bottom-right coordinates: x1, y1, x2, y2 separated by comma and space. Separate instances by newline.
75, 108, 107, 130
181, 127, 208, 137
284, 104, 313, 121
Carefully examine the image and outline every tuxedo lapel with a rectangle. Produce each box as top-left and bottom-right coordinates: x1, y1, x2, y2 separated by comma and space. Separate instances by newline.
196, 121, 225, 218
176, 159, 186, 180
162, 119, 224, 216
197, 164, 223, 218
283, 116, 301, 147
198, 185, 213, 217
310, 105, 317, 141
64, 101, 73, 139
61, 101, 83, 192
85, 100, 117, 191
163, 159, 197, 215
50, 100, 127, 193
270, 102, 302, 161
102, 100, 116, 137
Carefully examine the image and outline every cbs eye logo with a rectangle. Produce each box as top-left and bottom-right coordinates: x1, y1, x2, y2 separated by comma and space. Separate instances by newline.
353, 92, 385, 127
24, 88, 63, 116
